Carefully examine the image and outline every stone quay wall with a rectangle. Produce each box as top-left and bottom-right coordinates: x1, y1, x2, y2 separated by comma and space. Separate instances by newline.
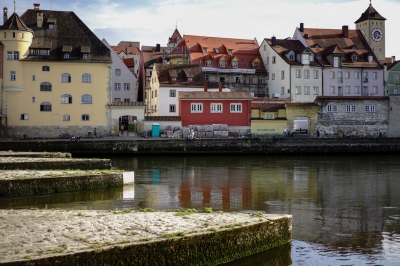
1, 137, 400, 155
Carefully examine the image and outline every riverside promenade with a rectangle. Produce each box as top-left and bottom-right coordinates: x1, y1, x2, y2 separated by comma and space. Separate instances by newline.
0, 135, 399, 155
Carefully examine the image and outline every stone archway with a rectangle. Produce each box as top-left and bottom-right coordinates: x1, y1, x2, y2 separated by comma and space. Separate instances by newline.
108, 103, 145, 136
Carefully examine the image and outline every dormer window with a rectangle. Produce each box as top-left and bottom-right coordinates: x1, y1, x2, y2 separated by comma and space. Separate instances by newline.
219, 59, 225, 67
314, 44, 320, 48
48, 23, 54, 30
81, 46, 90, 59
171, 77, 177, 81
333, 56, 339, 67
289, 54, 294, 60
352, 54, 357, 62
64, 53, 70, 59
302, 54, 310, 65
62, 46, 72, 59
207, 60, 212, 67
232, 60, 238, 68
215, 48, 219, 54
227, 49, 232, 55
253, 62, 259, 68
83, 54, 88, 59
47, 18, 56, 30
188, 77, 193, 82
202, 48, 207, 54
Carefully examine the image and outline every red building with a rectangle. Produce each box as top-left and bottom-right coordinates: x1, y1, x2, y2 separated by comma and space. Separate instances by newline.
178, 88, 252, 126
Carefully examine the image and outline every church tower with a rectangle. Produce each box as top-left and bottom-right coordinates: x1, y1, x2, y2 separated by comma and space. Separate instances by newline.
355, 1, 386, 63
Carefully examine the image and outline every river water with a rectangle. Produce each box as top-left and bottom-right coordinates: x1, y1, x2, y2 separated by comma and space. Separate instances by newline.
1, 154, 400, 265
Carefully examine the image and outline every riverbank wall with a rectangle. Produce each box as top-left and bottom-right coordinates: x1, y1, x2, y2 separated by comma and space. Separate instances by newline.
1, 137, 400, 155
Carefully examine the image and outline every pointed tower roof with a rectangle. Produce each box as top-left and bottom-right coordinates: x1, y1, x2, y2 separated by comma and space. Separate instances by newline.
168, 28, 182, 46
0, 12, 31, 31
355, 3, 386, 23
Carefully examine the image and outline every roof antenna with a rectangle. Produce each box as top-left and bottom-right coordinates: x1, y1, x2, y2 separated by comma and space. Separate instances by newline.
370, 0, 372, 6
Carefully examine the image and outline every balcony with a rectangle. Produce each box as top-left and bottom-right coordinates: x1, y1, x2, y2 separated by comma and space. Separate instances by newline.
363, 77, 369, 83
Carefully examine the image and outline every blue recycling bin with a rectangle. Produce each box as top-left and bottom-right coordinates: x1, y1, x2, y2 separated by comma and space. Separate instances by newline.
152, 123, 160, 137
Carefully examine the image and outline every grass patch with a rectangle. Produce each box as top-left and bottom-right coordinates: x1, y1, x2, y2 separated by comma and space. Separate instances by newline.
208, 228, 217, 232
204, 207, 213, 213
175, 208, 198, 216
140, 208, 156, 212
139, 238, 152, 242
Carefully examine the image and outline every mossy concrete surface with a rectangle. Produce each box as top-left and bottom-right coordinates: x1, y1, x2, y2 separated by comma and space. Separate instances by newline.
0, 210, 292, 266
0, 171, 123, 197
0, 151, 71, 158
0, 157, 112, 170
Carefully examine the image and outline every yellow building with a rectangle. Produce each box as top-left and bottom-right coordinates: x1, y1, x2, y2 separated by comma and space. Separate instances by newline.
250, 103, 287, 135
0, 4, 112, 138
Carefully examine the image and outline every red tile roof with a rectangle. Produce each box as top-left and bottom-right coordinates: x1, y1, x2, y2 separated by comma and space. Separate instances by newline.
111, 45, 141, 55
168, 28, 183, 46
123, 58, 134, 67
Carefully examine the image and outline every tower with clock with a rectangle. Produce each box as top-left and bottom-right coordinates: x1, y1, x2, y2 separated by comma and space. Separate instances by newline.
355, 0, 386, 63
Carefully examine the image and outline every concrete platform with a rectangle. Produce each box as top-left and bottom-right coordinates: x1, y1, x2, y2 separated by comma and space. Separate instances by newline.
0, 157, 112, 170
0, 151, 71, 158
0, 210, 292, 266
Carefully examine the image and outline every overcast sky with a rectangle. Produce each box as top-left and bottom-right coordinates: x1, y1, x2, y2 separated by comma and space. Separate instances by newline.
9, 0, 400, 58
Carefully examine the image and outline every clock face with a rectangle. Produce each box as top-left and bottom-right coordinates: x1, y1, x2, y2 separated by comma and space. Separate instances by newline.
371, 28, 383, 42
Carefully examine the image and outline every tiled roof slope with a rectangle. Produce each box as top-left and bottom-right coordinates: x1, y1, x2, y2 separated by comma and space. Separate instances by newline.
265, 39, 321, 67
20, 9, 110, 62
173, 35, 265, 71
354, 4, 386, 23
155, 63, 206, 86
123, 58, 134, 67
179, 91, 253, 99
112, 45, 141, 55
0, 13, 32, 31
252, 103, 285, 112
302, 28, 381, 68
168, 28, 182, 46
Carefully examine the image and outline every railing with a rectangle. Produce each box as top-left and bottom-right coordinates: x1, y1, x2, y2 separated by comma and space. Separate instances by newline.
363, 77, 369, 83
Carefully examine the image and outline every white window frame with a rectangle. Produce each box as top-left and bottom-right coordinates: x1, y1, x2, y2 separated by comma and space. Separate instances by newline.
313, 87, 319, 95
345, 86, 351, 94
330, 71, 335, 79
346, 105, 356, 112
81, 114, 90, 121
327, 105, 338, 112
124, 83, 130, 91
82, 73, 91, 83
296, 69, 301, 78
211, 103, 223, 113
330, 86, 335, 94
355, 86, 360, 94
13, 51, 19, 60
373, 86, 378, 94
295, 86, 301, 95
10, 71, 16, 81
230, 103, 242, 113
373, 72, 378, 79
81, 94, 93, 104
61, 73, 71, 83
169, 104, 176, 113
304, 69, 309, 79
313, 70, 319, 79
345, 72, 350, 79
191, 103, 203, 113
115, 83, 121, 91
304, 86, 310, 95
115, 69, 121, 76
7, 51, 12, 60
61, 94, 72, 104
333, 56, 339, 67
355, 72, 360, 79
169, 89, 176, 97
20, 114, 29, 120
232, 60, 238, 68
365, 105, 376, 112
281, 71, 284, 80
62, 114, 70, 121
302, 54, 310, 65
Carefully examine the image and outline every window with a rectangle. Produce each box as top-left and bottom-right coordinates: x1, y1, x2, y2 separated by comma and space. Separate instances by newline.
40, 82, 52, 91
13, 51, 19, 60
115, 69, 121, 76
266, 57, 269, 65
281, 71, 284, 80
304, 86, 310, 95
373, 72, 378, 79
345, 72, 350, 79
352, 55, 357, 62
220, 77, 225, 83
258, 78, 263, 84
63, 115, 70, 121
10, 71, 16, 81
295, 86, 301, 95
82, 73, 91, 83
296, 69, 301, 78
124, 83, 130, 91
373, 86, 378, 94
81, 94, 93, 104
206, 74, 209, 80
48, 23, 54, 30
40, 102, 52, 111
333, 56, 339, 67
232, 60, 238, 68
219, 60, 225, 67
32, 97, 36, 103
272, 56, 276, 63
230, 103, 242, 113
83, 54, 88, 59
355, 72, 360, 79
211, 103, 223, 113
363, 72, 368, 83
266, 114, 273, 120
281, 87, 285, 95
345, 86, 351, 94
271, 73, 275, 80
302, 54, 310, 65
63, 53, 69, 59
289, 54, 294, 60
42, 66, 50, 71
61, 73, 71, 83
313, 70, 319, 79
254, 62, 259, 68
355, 86, 360, 94
191, 103, 203, 113
202, 48, 207, 53
81, 114, 90, 121
395, 74, 399, 81
171, 77, 177, 81
170, 90, 176, 97
7, 51, 12, 60
32, 75, 36, 81
124, 98, 130, 103
365, 105, 376, 112
330, 86, 335, 94
248, 78, 253, 84
227, 49, 232, 55
330, 71, 335, 79
155, 90, 157, 97
20, 114, 29, 120
115, 83, 121, 90
114, 98, 121, 102
61, 94, 72, 104
12, 32, 15, 38
346, 105, 356, 112
313, 87, 319, 95
304, 69, 309, 79
263, 45, 266, 51
327, 105, 338, 112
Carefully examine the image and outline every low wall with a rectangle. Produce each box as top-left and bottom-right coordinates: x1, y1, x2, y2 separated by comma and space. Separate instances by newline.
0, 158, 112, 170
1, 138, 400, 155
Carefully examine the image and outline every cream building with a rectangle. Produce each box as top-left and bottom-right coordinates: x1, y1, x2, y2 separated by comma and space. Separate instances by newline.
0, 4, 113, 138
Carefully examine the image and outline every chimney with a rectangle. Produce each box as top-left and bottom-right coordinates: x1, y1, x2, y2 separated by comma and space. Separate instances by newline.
392, 56, 396, 63
218, 82, 222, 92
33, 3, 40, 11
204, 81, 208, 92
271, 36, 276, 46
342, 25, 349, 38
156, 44, 160, 52
36, 11, 43, 28
254, 37, 257, 45
300, 23, 304, 32
3, 7, 7, 25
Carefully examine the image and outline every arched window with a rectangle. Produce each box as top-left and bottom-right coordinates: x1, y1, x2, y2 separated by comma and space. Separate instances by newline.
20, 114, 29, 120
81, 94, 92, 104
40, 102, 52, 111
40, 82, 52, 91
62, 114, 70, 121
82, 73, 91, 83
61, 73, 71, 83
42, 66, 50, 71
61, 94, 72, 104
81, 114, 90, 121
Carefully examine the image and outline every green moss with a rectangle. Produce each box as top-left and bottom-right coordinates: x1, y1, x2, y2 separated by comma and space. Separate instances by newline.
204, 207, 213, 213
140, 208, 156, 212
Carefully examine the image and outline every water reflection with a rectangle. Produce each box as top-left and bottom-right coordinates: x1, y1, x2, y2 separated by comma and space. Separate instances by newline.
1, 155, 400, 265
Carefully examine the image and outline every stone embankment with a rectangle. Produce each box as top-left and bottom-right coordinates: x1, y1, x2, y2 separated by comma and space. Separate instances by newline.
0, 209, 292, 266
1, 137, 399, 155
